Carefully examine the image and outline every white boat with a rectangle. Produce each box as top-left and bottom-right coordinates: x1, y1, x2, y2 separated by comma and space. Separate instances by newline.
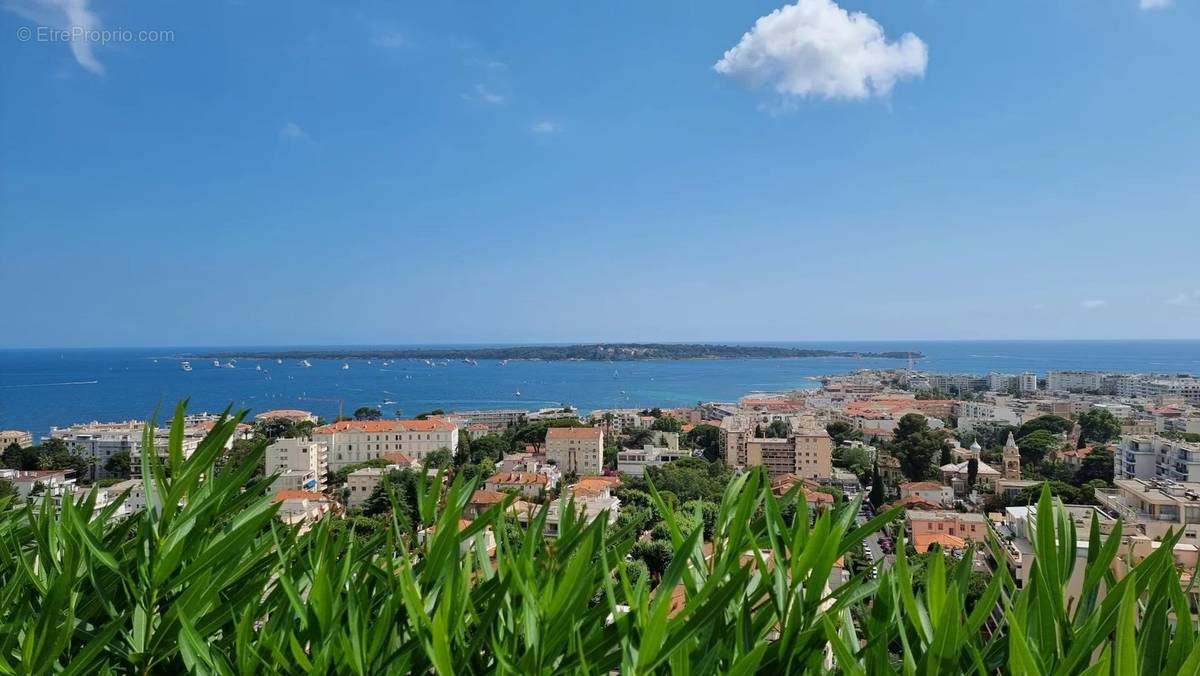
515, 390, 522, 397
256, 364, 262, 371
301, 360, 312, 368
342, 363, 350, 370
181, 361, 192, 371
276, 359, 283, 365
213, 359, 221, 368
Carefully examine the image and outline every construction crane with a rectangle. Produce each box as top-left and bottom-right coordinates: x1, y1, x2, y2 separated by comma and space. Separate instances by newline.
297, 396, 344, 422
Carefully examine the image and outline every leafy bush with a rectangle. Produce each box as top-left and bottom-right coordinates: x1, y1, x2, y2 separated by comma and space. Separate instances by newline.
3, 403, 1200, 673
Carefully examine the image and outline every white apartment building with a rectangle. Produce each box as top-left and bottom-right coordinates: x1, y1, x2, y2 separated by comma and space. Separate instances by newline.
0, 430, 32, 449
616, 445, 690, 477
265, 438, 328, 493
450, 409, 528, 432
49, 420, 204, 481
346, 467, 389, 508
0, 468, 76, 504
315, 419, 458, 472
956, 400, 1021, 432
927, 373, 987, 394
1116, 434, 1200, 483
544, 427, 604, 476
1047, 371, 1106, 393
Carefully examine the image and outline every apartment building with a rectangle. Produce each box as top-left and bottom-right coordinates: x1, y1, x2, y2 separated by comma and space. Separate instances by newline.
264, 438, 328, 493
616, 445, 690, 477
49, 420, 204, 481
544, 426, 603, 476
1095, 478, 1200, 541
0, 468, 76, 503
346, 467, 388, 508
450, 408, 528, 432
720, 414, 833, 479
0, 430, 32, 449
1115, 434, 1200, 483
315, 419, 458, 472
1047, 371, 1106, 393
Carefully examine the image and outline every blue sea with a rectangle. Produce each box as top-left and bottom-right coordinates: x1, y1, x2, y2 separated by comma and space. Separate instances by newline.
2, 341, 1198, 438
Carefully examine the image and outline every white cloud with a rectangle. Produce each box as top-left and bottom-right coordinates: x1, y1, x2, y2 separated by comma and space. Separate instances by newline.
1139, 0, 1173, 10
279, 121, 309, 141
4, 0, 104, 74
714, 0, 927, 102
1165, 290, 1200, 307
1081, 299, 1108, 309
530, 120, 561, 134
467, 83, 506, 104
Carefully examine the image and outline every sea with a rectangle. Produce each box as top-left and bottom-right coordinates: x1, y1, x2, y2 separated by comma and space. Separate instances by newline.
2, 341, 1198, 438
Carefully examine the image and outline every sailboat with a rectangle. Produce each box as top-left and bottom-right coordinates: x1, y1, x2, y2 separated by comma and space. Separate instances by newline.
342, 363, 350, 370
301, 360, 312, 368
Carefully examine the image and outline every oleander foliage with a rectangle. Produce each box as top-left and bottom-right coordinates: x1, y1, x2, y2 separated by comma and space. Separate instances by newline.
2, 403, 1200, 674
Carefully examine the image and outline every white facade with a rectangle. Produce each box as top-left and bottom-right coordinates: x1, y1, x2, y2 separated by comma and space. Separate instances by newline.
1116, 434, 1200, 483
1047, 371, 1106, 393
0, 430, 32, 449
616, 445, 690, 477
50, 420, 203, 481
315, 419, 459, 472
265, 438, 328, 493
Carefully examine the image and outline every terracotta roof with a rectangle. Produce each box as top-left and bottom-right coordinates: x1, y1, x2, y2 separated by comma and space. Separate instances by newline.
314, 419, 455, 434
545, 427, 602, 440
889, 496, 941, 510
569, 476, 620, 498
914, 533, 967, 553
273, 490, 330, 502
803, 487, 835, 505
470, 490, 508, 505
900, 481, 945, 491
486, 471, 550, 486
381, 452, 414, 465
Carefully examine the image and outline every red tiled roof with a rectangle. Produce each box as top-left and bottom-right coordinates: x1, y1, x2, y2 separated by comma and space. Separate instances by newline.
470, 489, 509, 505
900, 481, 945, 491
314, 419, 455, 434
486, 471, 550, 486
273, 490, 330, 502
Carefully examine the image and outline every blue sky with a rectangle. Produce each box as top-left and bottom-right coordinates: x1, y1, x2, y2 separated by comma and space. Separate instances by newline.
1, 0, 1197, 348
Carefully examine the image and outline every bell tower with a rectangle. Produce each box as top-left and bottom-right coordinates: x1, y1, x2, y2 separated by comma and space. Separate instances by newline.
1003, 432, 1021, 480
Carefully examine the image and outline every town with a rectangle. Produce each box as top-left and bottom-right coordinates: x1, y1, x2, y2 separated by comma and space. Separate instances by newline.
4, 367, 1199, 605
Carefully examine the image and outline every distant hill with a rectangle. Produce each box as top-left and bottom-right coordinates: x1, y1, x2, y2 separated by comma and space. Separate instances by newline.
200, 343, 921, 361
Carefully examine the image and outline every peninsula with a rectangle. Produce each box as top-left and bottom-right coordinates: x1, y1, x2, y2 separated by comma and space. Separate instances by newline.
198, 343, 921, 361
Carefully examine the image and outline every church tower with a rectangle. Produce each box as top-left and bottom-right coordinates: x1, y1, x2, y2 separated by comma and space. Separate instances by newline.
1003, 432, 1021, 480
